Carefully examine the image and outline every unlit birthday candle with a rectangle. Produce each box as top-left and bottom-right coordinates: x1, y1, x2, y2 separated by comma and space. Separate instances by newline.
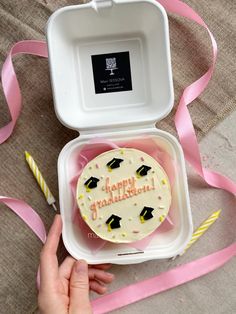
181, 209, 221, 255
25, 151, 57, 211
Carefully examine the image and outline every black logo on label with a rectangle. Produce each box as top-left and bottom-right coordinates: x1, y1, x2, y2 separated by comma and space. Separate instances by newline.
105, 57, 117, 76
91, 51, 132, 94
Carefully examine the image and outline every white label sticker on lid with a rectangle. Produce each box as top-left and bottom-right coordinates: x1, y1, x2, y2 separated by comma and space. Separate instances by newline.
91, 51, 132, 94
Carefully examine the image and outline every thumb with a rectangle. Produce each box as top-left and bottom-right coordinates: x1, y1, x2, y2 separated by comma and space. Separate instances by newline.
69, 260, 92, 314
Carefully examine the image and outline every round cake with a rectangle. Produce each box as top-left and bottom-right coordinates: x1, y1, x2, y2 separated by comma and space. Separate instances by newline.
76, 148, 171, 243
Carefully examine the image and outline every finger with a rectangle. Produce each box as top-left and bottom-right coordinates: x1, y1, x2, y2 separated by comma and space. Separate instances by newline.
89, 264, 112, 270
89, 280, 107, 295
43, 214, 62, 254
58, 256, 76, 279
69, 260, 92, 314
88, 268, 114, 284
59, 259, 112, 280
40, 215, 62, 290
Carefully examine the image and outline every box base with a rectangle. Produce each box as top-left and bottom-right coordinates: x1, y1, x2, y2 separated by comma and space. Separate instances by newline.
58, 127, 193, 264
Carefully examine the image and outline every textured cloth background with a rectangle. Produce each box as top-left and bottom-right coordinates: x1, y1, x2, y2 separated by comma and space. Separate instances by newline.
0, 0, 235, 313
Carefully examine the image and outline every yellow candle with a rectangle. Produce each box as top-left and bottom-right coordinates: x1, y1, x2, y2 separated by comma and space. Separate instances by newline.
25, 151, 57, 211
181, 209, 221, 255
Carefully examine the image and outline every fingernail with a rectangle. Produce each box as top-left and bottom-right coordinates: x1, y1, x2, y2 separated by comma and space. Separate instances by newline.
75, 260, 87, 273
107, 272, 114, 279
101, 286, 107, 293
54, 214, 61, 221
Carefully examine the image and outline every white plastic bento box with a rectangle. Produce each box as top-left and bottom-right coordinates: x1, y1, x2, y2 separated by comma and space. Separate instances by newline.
47, 0, 193, 264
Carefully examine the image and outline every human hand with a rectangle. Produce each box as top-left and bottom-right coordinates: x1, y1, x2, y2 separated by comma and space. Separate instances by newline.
38, 214, 115, 314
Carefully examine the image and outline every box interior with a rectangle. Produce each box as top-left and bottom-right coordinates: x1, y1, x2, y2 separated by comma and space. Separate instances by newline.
47, 0, 174, 131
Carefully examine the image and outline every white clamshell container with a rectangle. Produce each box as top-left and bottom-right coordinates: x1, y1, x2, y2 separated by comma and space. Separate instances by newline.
47, 0, 193, 264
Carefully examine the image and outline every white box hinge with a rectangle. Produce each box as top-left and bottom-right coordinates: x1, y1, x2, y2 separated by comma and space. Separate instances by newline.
93, 0, 113, 10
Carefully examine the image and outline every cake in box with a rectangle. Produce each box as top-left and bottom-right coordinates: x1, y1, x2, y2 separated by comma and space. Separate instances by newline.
47, 0, 193, 263
76, 148, 171, 243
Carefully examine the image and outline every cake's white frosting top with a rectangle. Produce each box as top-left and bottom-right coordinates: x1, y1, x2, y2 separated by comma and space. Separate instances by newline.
76, 148, 171, 243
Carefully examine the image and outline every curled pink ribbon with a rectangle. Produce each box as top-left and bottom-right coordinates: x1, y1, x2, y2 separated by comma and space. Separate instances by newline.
159, 0, 236, 195
0, 1, 236, 313
0, 40, 48, 144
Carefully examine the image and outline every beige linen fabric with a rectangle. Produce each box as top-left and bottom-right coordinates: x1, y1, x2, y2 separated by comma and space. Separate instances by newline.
0, 1, 235, 313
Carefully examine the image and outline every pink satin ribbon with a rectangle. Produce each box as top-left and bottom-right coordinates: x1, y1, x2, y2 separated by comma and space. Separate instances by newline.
0, 196, 46, 243
0, 40, 48, 144
158, 0, 236, 195
92, 242, 236, 313
0, 1, 236, 313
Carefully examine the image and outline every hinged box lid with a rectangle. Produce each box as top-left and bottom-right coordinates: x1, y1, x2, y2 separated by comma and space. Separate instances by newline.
47, 0, 174, 132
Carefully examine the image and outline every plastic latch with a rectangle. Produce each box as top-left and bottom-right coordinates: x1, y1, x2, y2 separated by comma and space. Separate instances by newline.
93, 0, 113, 10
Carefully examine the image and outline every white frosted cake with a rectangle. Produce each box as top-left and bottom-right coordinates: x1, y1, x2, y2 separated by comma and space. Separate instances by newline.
76, 148, 171, 243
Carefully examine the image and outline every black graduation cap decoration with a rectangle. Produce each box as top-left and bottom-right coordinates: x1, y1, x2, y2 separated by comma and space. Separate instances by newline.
84, 176, 100, 192
140, 206, 155, 223
136, 165, 151, 178
106, 158, 124, 171
106, 214, 122, 231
